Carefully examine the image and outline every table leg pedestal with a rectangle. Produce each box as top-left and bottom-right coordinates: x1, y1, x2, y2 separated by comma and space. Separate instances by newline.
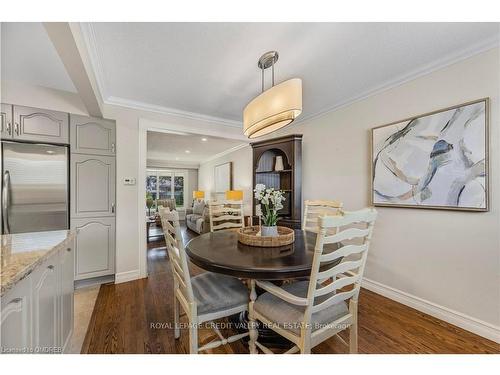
248, 279, 258, 354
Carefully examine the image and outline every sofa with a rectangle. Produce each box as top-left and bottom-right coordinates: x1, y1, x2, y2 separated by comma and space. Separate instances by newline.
185, 200, 210, 234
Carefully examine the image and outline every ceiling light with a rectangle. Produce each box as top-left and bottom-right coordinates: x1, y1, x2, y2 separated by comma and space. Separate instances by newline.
185, 150, 191, 154
201, 138, 208, 142
243, 51, 302, 139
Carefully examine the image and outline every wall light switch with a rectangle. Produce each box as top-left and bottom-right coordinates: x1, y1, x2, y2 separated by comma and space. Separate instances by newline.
124, 177, 136, 185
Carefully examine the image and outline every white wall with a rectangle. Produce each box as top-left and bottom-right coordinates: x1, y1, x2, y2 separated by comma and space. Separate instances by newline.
196, 48, 500, 340
198, 146, 253, 215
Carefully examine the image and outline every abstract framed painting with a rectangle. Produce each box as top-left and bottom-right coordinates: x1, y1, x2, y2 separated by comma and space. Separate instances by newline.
371, 98, 489, 211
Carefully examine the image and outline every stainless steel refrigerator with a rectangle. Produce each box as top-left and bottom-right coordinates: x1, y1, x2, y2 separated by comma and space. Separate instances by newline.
1, 141, 69, 234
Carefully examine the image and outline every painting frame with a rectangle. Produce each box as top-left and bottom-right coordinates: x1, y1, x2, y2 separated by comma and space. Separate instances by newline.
370, 98, 489, 212
214, 161, 233, 193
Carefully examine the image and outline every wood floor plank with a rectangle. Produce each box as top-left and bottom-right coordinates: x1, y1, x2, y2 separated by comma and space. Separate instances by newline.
81, 223, 500, 354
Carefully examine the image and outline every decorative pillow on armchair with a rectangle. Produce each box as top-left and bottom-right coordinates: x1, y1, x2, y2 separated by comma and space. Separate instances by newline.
193, 200, 205, 216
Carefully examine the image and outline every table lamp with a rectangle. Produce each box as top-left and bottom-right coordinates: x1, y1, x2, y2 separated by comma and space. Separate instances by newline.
225, 190, 243, 201
193, 191, 205, 200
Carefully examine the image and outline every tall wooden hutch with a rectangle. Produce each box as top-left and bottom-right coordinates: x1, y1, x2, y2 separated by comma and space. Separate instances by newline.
251, 134, 302, 229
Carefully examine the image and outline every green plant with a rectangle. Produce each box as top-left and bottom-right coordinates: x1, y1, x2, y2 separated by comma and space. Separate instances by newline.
146, 193, 154, 216
254, 184, 285, 227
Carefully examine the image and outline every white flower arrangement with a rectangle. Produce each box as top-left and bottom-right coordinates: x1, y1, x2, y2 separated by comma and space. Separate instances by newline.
254, 184, 285, 227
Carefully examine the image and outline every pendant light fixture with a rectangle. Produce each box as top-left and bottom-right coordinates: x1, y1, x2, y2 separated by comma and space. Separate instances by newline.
243, 51, 302, 138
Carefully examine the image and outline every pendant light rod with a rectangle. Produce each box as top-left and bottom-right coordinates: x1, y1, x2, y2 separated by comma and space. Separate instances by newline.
258, 51, 279, 93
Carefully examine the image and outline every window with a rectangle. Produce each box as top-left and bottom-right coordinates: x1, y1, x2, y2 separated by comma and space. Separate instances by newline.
146, 170, 187, 210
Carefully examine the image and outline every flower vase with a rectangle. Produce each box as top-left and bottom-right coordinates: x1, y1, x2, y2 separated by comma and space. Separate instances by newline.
261, 225, 279, 237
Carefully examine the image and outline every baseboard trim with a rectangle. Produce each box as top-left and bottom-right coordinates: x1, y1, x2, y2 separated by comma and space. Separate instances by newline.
115, 269, 142, 284
74, 275, 115, 289
362, 278, 500, 343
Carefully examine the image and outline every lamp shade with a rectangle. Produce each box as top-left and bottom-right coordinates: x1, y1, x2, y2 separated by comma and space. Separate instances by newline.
193, 191, 205, 199
243, 78, 302, 139
225, 190, 243, 201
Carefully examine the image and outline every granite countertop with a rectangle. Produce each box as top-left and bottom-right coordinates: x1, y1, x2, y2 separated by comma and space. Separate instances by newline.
0, 230, 76, 297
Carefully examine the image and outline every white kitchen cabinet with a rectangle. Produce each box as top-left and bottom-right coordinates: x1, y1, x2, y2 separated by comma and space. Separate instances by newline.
72, 217, 115, 280
1, 103, 13, 139
70, 114, 116, 156
12, 105, 69, 144
71, 154, 116, 218
0, 276, 32, 353
0, 242, 74, 354
31, 256, 60, 353
60, 240, 74, 350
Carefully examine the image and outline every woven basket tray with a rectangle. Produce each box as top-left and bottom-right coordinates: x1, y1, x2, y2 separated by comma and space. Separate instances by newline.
238, 226, 295, 247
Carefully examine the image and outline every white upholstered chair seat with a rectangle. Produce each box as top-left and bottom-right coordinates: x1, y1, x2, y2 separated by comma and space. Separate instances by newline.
253, 281, 348, 335
192, 272, 249, 315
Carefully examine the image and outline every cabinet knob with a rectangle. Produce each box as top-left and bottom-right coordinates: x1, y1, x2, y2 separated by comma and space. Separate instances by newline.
6, 121, 12, 135
47, 264, 55, 270
14, 122, 19, 135
66, 247, 72, 252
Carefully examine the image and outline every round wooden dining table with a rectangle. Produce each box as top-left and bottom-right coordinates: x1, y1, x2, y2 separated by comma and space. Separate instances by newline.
185, 228, 340, 349
185, 229, 339, 280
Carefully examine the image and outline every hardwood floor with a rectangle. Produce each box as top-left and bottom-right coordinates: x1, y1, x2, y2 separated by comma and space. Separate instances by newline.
81, 222, 499, 354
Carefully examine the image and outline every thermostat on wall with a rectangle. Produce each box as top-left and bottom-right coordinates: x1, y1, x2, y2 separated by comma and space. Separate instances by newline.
123, 177, 136, 185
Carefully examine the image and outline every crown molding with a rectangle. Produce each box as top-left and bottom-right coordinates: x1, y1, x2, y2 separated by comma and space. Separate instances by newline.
295, 36, 500, 126
200, 143, 249, 165
79, 23, 109, 101
79, 22, 499, 130
106, 95, 242, 128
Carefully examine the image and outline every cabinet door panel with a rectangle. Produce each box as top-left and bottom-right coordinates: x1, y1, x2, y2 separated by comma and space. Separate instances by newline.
60, 241, 74, 351
32, 257, 59, 352
70, 115, 116, 156
1, 103, 13, 139
13, 105, 69, 144
72, 217, 115, 280
0, 276, 31, 353
71, 154, 116, 218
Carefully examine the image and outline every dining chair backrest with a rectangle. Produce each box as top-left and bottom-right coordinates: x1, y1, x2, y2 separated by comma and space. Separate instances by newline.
208, 200, 244, 232
158, 207, 194, 307
303, 208, 377, 328
302, 200, 343, 233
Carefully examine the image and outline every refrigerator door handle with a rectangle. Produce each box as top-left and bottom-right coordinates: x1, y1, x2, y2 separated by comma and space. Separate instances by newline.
2, 170, 11, 234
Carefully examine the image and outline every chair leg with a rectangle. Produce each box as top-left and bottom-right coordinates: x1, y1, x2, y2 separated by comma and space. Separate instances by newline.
299, 329, 311, 354
174, 296, 180, 339
248, 279, 258, 354
189, 321, 198, 354
349, 300, 358, 354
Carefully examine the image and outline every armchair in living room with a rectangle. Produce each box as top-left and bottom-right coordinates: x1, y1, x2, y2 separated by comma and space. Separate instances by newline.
185, 199, 210, 234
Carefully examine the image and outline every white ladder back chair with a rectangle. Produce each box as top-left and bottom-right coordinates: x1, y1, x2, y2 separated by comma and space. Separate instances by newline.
302, 200, 343, 233
249, 207, 377, 354
159, 207, 249, 354
208, 200, 245, 232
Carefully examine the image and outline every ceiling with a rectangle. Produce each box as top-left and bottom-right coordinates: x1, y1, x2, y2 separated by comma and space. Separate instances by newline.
1, 22, 76, 92
82, 22, 499, 123
147, 131, 245, 164
1, 23, 499, 125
